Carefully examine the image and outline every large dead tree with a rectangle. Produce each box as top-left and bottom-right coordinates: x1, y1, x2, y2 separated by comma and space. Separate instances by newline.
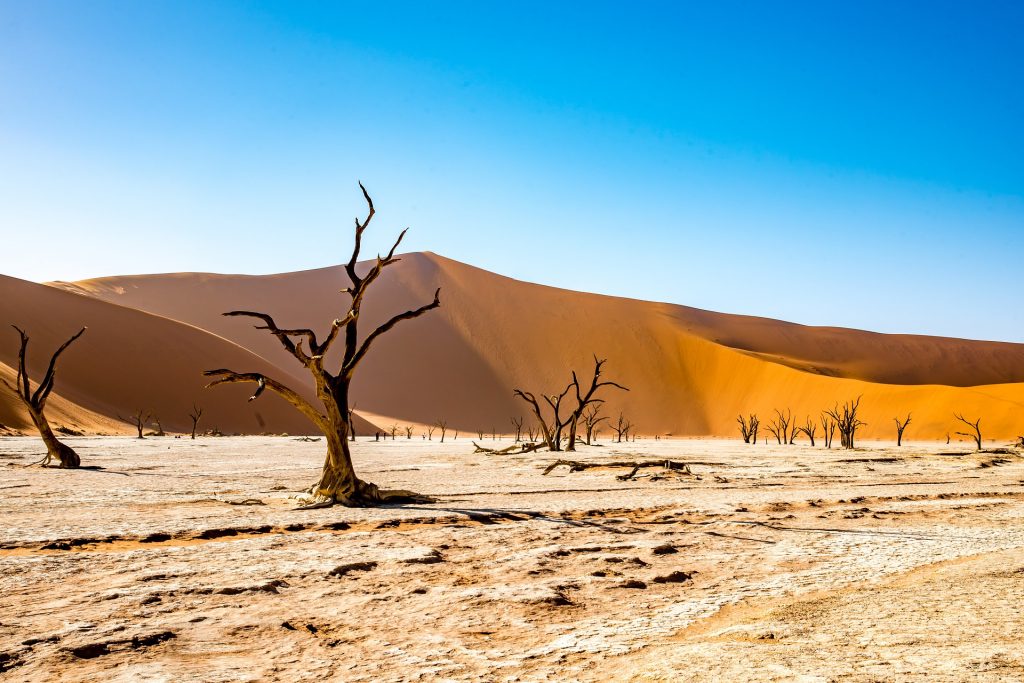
205, 183, 440, 507
737, 413, 759, 444
513, 356, 627, 452
825, 397, 865, 449
894, 413, 911, 447
1, 326, 85, 468
953, 413, 982, 450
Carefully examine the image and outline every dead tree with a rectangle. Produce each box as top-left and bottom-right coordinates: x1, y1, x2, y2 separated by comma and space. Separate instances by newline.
426, 425, 436, 440
737, 414, 759, 444
581, 405, 608, 445
797, 416, 817, 446
525, 424, 538, 442
825, 397, 865, 449
513, 356, 627, 452
565, 357, 628, 451
510, 416, 523, 442
611, 412, 633, 443
403, 425, 414, 440
953, 413, 982, 450
388, 424, 399, 440
820, 413, 836, 449
434, 419, 448, 443
188, 404, 203, 439
120, 409, 152, 439
894, 413, 912, 446
151, 415, 166, 436
347, 403, 357, 442
204, 183, 440, 507
1, 326, 85, 468
772, 408, 795, 445
765, 408, 789, 445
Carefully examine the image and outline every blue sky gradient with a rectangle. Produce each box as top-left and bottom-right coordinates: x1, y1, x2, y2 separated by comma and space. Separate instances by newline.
1, 1, 1022, 340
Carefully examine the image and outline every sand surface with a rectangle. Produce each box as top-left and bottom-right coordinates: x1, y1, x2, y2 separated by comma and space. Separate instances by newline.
2, 436, 1023, 681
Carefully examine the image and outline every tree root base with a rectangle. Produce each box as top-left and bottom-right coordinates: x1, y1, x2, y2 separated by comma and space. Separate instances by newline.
296, 479, 434, 509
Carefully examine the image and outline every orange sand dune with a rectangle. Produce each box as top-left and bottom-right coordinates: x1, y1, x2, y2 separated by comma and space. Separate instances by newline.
0, 362, 125, 435
51, 253, 1024, 442
0, 275, 378, 436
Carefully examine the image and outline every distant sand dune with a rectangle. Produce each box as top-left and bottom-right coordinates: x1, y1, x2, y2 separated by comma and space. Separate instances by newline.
30, 252, 1022, 441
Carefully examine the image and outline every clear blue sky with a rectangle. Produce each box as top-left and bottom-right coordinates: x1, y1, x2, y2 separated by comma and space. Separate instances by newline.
2, 1, 1022, 341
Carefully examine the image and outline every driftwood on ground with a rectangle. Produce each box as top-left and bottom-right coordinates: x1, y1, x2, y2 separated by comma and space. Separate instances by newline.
542, 459, 692, 480
473, 441, 546, 455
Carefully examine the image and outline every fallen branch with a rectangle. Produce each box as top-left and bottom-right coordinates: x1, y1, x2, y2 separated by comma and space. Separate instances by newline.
473, 441, 545, 455
542, 459, 692, 478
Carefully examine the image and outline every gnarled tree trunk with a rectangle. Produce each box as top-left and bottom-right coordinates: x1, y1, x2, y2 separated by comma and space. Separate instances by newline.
205, 184, 440, 508
2, 326, 85, 468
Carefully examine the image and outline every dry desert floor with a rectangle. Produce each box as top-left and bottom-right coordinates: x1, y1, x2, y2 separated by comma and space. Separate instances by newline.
1, 436, 1023, 682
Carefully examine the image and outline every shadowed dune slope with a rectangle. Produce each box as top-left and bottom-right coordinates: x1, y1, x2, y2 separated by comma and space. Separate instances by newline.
0, 275, 378, 436
51, 253, 1024, 441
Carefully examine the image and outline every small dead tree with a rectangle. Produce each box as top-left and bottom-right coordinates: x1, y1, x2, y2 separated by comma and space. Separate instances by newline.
151, 415, 166, 436
188, 404, 204, 439
797, 416, 817, 446
403, 425, 414, 440
120, 409, 152, 439
434, 419, 448, 443
204, 183, 440, 507
514, 356, 627, 452
894, 413, 912, 447
388, 424, 399, 441
1, 326, 85, 468
581, 405, 608, 445
820, 413, 836, 449
525, 424, 538, 442
765, 409, 786, 445
510, 416, 523, 442
953, 413, 982, 450
737, 413, 759, 444
426, 424, 436, 440
825, 397, 865, 449
611, 412, 633, 443
347, 403, 357, 442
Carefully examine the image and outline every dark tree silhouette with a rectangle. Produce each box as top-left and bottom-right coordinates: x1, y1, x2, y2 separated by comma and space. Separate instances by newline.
611, 412, 633, 443
894, 413, 912, 446
820, 413, 836, 449
514, 356, 627, 452
825, 397, 865, 449
188, 404, 204, 440
204, 183, 440, 507
953, 413, 982, 450
510, 416, 523, 442
119, 408, 152, 439
1, 326, 85, 468
434, 419, 448, 443
737, 413, 759, 444
581, 405, 608, 445
797, 416, 817, 446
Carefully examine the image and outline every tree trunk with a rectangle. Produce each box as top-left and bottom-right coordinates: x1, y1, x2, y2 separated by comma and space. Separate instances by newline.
566, 419, 578, 451
29, 408, 80, 468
